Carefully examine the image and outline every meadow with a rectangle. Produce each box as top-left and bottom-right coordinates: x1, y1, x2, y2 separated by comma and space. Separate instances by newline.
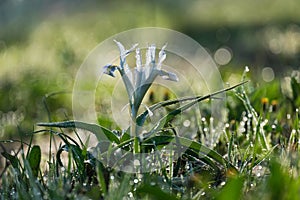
1, 1, 300, 199
1, 42, 299, 199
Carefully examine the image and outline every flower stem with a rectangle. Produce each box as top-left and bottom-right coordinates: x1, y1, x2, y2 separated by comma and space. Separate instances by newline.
131, 107, 140, 154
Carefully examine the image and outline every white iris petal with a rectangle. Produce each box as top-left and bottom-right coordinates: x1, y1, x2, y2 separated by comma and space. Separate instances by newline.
114, 40, 126, 66
159, 70, 179, 82
157, 44, 167, 69
146, 44, 156, 66
135, 48, 142, 72
114, 40, 138, 66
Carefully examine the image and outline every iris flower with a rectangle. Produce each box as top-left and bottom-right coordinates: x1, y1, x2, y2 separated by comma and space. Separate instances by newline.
103, 40, 178, 118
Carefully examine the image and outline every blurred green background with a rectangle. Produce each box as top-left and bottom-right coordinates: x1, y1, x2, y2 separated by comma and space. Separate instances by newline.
1, 0, 300, 138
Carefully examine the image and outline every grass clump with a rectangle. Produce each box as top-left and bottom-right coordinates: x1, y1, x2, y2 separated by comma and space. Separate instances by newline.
0, 42, 300, 199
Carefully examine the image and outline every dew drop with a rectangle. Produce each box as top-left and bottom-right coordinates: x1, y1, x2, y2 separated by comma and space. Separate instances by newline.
128, 192, 133, 198
245, 66, 250, 72
271, 124, 276, 129
257, 172, 261, 177
150, 182, 156, 186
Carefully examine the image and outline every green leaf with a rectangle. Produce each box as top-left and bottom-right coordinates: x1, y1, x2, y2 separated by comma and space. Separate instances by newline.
215, 176, 244, 200
37, 120, 120, 144
120, 130, 131, 143
1, 151, 19, 169
291, 76, 300, 100
28, 145, 41, 177
57, 144, 85, 169
136, 184, 179, 199
142, 135, 174, 147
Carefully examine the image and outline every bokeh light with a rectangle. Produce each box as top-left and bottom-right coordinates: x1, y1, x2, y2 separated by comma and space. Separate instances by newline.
214, 47, 232, 65
262, 67, 275, 82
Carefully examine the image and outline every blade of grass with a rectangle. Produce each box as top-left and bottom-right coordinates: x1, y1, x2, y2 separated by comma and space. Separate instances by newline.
251, 145, 278, 169
37, 121, 120, 144
142, 135, 237, 171
143, 82, 248, 138
137, 81, 248, 127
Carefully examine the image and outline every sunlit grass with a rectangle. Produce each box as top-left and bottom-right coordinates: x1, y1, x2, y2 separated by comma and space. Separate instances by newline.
0, 1, 300, 199
1, 60, 299, 199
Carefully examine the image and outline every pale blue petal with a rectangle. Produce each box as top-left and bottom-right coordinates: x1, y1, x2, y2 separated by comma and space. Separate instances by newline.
103, 64, 117, 77
159, 70, 179, 82
157, 44, 167, 69
114, 40, 126, 63
146, 44, 156, 65
114, 40, 138, 66
135, 48, 142, 71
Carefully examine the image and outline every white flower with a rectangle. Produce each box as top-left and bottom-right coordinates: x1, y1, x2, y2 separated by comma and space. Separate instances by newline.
103, 40, 179, 117
114, 40, 138, 67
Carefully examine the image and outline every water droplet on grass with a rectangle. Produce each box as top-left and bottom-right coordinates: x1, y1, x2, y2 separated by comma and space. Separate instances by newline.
257, 172, 261, 177
128, 192, 133, 198
245, 66, 250, 72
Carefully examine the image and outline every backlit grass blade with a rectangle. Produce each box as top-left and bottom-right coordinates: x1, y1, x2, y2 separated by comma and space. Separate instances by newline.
140, 81, 248, 135
37, 121, 120, 144
251, 145, 278, 169
142, 135, 237, 171
1, 152, 19, 169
